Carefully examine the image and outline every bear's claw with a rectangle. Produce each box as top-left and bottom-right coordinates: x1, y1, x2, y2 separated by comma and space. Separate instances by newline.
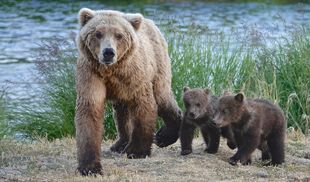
110, 139, 128, 154
76, 162, 103, 176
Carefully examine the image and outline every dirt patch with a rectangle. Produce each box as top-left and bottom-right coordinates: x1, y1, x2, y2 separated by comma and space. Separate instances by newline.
0, 132, 309, 181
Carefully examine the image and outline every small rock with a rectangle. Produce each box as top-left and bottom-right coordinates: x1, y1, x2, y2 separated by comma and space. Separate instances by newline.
256, 171, 268, 178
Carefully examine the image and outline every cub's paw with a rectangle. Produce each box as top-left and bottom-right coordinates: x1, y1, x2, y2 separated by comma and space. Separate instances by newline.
229, 156, 238, 166
154, 125, 179, 148
110, 139, 128, 154
76, 162, 103, 176
263, 161, 283, 166
241, 158, 252, 165
227, 140, 237, 150
181, 149, 192, 155
261, 152, 271, 161
204, 148, 218, 154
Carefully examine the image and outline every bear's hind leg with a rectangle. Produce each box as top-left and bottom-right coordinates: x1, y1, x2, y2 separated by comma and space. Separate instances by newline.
125, 90, 157, 159
155, 95, 182, 148
110, 102, 130, 153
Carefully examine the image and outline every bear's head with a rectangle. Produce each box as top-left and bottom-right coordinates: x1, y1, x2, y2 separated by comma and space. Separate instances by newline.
214, 92, 246, 127
183, 87, 212, 120
77, 8, 142, 65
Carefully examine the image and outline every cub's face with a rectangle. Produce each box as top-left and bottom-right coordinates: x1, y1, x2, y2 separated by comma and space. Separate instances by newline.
183, 87, 210, 120
78, 8, 142, 65
214, 93, 245, 127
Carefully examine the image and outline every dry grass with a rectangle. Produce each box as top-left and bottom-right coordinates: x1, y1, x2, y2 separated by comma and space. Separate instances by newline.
1, 132, 309, 182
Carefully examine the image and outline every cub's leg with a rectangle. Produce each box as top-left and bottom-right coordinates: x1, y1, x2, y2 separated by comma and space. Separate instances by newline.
221, 126, 237, 150
110, 102, 130, 153
267, 131, 285, 165
259, 141, 271, 161
229, 129, 259, 165
180, 120, 196, 155
201, 124, 220, 154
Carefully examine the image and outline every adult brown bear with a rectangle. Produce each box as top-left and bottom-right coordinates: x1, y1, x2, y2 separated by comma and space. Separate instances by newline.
75, 8, 181, 175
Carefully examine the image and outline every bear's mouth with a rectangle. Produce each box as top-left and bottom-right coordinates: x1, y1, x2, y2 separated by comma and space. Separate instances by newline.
99, 58, 114, 65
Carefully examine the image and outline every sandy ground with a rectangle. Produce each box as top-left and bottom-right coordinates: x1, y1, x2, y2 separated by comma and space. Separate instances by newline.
0, 132, 309, 182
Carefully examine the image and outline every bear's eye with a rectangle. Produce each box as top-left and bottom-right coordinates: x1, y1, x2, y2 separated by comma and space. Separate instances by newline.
223, 109, 230, 114
95, 32, 102, 39
196, 103, 201, 107
115, 33, 123, 40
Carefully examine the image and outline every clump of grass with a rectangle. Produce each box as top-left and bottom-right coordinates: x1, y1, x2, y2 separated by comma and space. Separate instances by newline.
257, 28, 310, 134
167, 27, 257, 108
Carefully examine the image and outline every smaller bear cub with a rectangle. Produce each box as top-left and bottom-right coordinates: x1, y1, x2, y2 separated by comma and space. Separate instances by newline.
180, 87, 236, 155
214, 92, 286, 166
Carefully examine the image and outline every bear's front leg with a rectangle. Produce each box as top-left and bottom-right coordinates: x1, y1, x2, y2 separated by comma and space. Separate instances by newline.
75, 67, 106, 176
125, 89, 157, 159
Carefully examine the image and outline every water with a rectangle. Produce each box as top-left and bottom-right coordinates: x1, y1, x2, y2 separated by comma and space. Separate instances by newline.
0, 0, 310, 100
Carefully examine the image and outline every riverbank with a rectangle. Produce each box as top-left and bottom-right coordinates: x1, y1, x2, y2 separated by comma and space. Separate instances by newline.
1, 131, 309, 181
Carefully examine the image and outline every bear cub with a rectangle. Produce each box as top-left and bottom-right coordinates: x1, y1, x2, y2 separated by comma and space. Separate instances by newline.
214, 92, 286, 166
180, 87, 236, 155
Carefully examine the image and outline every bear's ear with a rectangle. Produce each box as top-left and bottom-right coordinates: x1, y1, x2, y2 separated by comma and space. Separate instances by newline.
234, 93, 244, 103
79, 8, 95, 27
183, 86, 190, 93
125, 13, 143, 30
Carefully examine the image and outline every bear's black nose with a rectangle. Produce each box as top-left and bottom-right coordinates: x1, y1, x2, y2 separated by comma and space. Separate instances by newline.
103, 48, 115, 60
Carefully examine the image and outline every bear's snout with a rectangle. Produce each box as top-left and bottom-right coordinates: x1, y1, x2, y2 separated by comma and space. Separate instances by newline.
187, 111, 197, 120
102, 48, 115, 64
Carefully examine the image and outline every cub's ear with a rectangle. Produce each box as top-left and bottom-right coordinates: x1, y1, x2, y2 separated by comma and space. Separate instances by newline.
234, 93, 244, 102
204, 89, 211, 95
79, 8, 95, 27
125, 13, 143, 30
223, 90, 232, 96
183, 86, 190, 93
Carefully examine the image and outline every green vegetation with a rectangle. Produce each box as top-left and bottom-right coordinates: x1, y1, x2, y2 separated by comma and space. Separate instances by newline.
8, 25, 310, 140
10, 38, 116, 140
169, 26, 310, 134
0, 90, 7, 139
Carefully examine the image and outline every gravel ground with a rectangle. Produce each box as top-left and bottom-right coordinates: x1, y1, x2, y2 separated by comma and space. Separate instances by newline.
0, 131, 309, 182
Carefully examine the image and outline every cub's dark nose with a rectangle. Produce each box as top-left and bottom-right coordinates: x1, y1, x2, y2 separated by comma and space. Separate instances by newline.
189, 112, 195, 119
103, 48, 115, 61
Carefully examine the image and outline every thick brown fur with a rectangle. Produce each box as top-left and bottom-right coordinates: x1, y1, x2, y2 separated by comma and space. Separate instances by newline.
180, 87, 236, 155
75, 8, 181, 175
214, 93, 286, 166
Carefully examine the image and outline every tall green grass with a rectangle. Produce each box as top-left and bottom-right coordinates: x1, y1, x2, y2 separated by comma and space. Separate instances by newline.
11, 38, 116, 140
11, 26, 310, 140
0, 90, 7, 139
257, 28, 310, 134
